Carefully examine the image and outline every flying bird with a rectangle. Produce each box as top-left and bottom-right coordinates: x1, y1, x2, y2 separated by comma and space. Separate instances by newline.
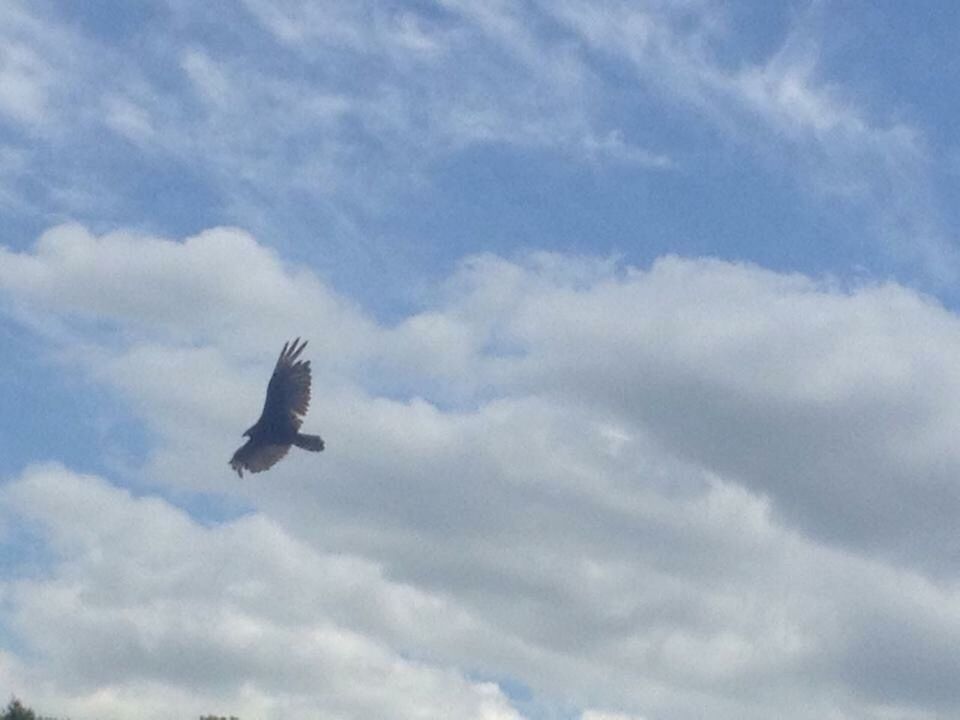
230, 338, 324, 477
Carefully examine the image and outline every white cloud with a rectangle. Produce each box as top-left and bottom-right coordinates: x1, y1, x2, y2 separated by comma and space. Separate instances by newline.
0, 223, 374, 350
103, 95, 156, 146
0, 3, 61, 128
0, 463, 524, 720
0, 42, 50, 126
466, 254, 960, 569
581, 130, 674, 169
4, 226, 960, 719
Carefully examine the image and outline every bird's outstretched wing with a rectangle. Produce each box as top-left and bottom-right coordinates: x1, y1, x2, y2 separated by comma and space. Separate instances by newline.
260, 337, 312, 431
230, 337, 320, 478
230, 441, 290, 477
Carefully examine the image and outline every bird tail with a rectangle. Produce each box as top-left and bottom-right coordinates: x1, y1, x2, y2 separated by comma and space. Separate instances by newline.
294, 433, 325, 452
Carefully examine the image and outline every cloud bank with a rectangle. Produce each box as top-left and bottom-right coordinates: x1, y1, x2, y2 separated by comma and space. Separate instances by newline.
3, 225, 960, 719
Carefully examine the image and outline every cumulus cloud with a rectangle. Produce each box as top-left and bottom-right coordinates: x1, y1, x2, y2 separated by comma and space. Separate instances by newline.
3, 225, 960, 719
473, 254, 960, 569
0, 223, 374, 349
0, 464, 524, 720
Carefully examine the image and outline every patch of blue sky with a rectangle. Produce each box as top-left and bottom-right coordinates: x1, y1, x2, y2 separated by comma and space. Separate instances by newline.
50, 1, 166, 45
0, 319, 148, 482
711, 2, 796, 69
0, 325, 258, 528
1, 132, 223, 246
6, 0, 957, 310
380, 138, 878, 288
465, 671, 583, 720
811, 2, 960, 134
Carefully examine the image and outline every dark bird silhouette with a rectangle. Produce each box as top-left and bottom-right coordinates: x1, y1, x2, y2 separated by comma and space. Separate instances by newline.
230, 338, 324, 477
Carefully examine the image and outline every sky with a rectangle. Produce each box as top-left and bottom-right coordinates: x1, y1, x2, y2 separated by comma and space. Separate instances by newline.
2, 1, 960, 719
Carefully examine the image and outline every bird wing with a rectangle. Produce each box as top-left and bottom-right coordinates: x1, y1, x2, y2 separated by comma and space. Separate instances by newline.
230, 440, 290, 477
260, 337, 313, 431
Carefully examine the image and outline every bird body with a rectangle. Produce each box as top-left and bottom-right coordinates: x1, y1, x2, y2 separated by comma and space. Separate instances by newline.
230, 338, 324, 477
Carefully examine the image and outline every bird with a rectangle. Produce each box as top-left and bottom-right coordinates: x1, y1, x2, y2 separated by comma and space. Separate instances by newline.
230, 338, 324, 477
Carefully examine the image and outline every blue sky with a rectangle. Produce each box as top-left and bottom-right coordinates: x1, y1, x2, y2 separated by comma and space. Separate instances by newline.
3, 2, 960, 719
6, 1, 960, 299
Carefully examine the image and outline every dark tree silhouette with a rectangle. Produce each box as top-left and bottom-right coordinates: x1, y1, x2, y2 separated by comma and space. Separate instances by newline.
2, 698, 36, 720
230, 338, 324, 477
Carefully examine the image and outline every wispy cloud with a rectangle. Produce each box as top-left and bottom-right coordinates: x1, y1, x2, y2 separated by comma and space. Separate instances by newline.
544, 0, 956, 282
0, 1, 677, 239
2, 1, 952, 288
